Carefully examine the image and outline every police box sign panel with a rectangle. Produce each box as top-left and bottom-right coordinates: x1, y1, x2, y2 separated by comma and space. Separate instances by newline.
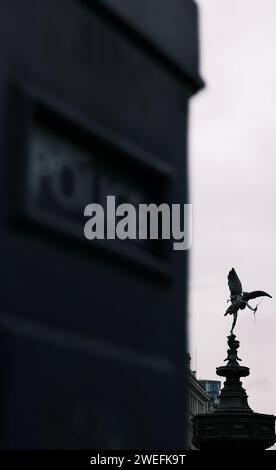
27, 126, 146, 235
15, 94, 172, 276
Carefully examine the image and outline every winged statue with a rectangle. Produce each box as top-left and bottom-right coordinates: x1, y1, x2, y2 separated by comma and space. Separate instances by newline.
225, 268, 272, 334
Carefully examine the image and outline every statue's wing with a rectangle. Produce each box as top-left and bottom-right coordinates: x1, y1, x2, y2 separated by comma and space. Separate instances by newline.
228, 268, 242, 295
243, 290, 272, 301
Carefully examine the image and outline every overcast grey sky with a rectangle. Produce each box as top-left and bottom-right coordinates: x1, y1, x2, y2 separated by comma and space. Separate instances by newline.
190, 0, 276, 416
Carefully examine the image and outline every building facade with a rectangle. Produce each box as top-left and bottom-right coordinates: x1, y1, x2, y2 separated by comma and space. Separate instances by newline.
185, 356, 210, 449
198, 380, 221, 410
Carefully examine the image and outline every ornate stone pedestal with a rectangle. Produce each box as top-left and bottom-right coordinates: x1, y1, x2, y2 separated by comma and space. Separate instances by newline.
192, 334, 276, 450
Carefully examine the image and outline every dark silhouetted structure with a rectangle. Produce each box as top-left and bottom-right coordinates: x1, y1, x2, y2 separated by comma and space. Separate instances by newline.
0, 0, 203, 449
193, 334, 276, 450
225, 268, 272, 334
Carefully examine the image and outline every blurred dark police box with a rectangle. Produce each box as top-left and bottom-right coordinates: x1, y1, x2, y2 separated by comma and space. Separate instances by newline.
0, 0, 203, 449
